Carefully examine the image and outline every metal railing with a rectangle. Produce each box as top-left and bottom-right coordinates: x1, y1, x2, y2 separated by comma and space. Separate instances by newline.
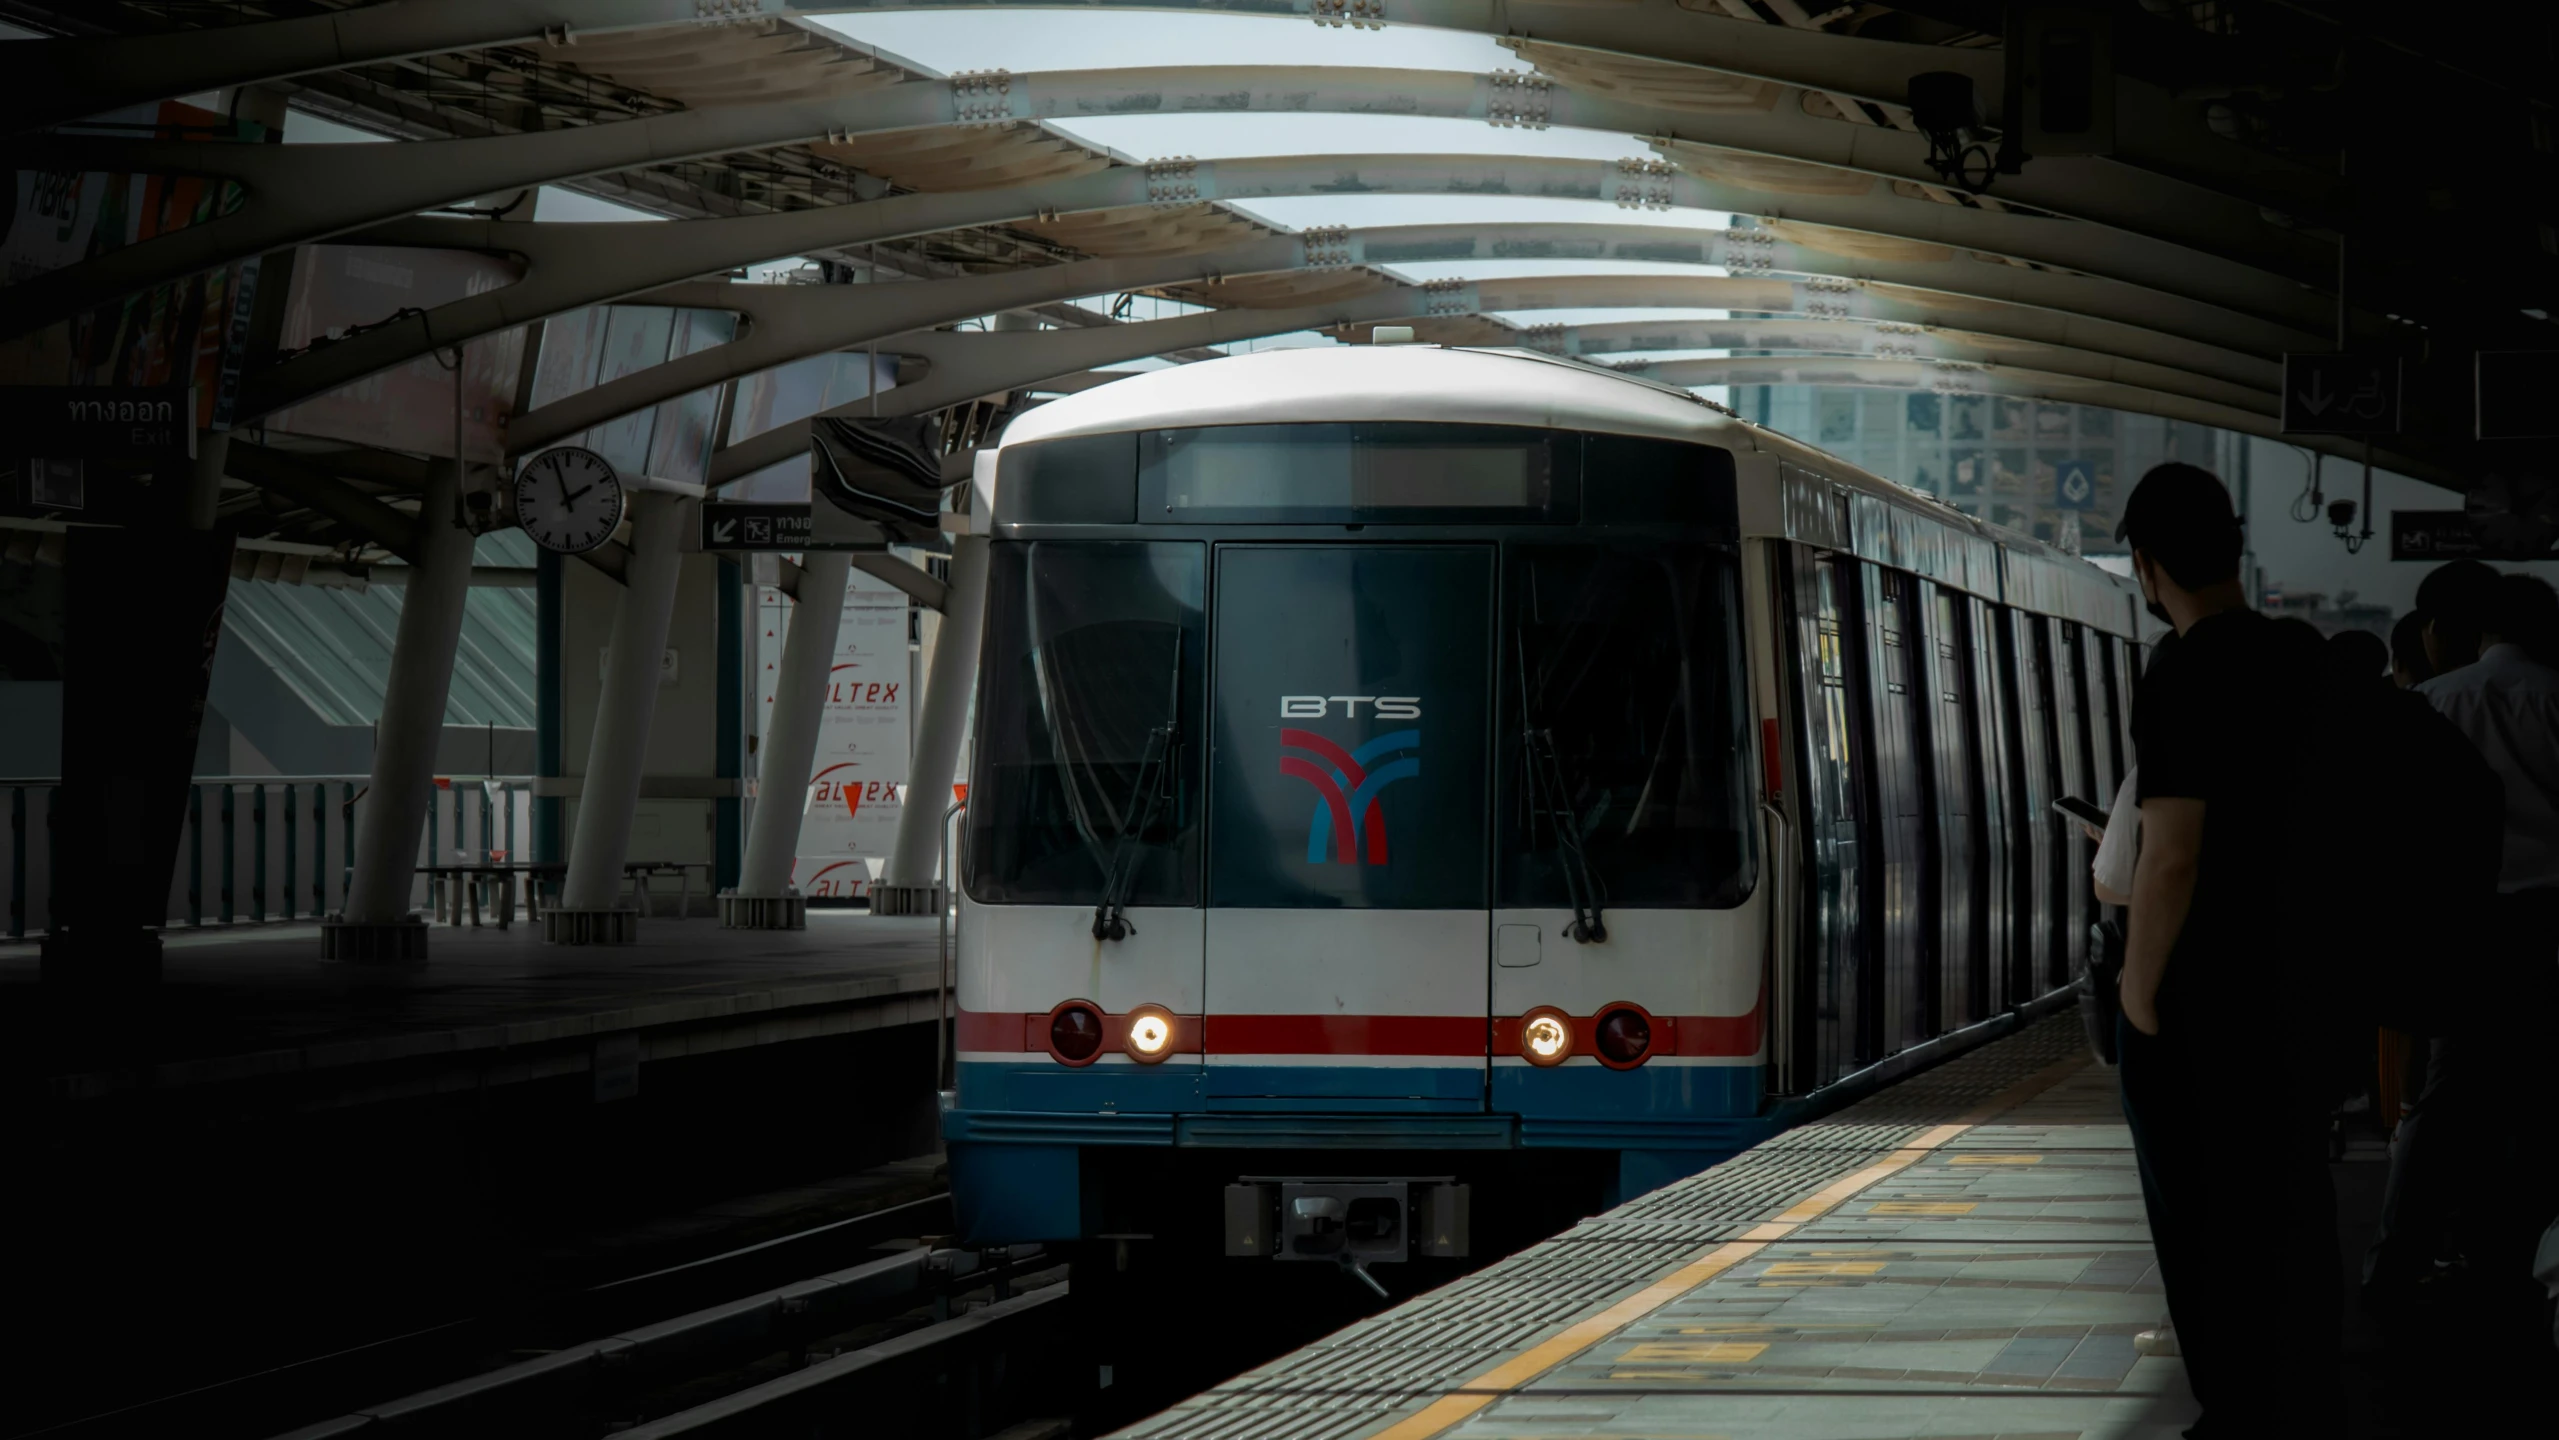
2, 774, 535, 940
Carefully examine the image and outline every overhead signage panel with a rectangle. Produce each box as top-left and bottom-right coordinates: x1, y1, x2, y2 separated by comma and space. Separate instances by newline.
2390, 509, 2559, 562
2280, 354, 2401, 435
702, 501, 813, 552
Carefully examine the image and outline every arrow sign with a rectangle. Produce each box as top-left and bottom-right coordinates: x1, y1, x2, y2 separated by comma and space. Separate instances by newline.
2282, 354, 2401, 435
699, 502, 812, 551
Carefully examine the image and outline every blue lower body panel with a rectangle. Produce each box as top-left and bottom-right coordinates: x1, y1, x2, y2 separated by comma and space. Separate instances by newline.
946, 1059, 1779, 1244
946, 1141, 1082, 1242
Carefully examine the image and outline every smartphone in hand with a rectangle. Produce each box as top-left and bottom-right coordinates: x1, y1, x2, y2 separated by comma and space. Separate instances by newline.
2052, 794, 2110, 834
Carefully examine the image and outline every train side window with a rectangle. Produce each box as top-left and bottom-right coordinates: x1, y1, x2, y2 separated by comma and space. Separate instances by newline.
1496, 541, 1754, 909
964, 541, 1205, 905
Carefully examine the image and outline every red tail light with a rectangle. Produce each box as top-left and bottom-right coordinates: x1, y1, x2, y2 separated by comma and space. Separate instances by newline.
1594, 1006, 1653, 1068
1048, 1002, 1105, 1065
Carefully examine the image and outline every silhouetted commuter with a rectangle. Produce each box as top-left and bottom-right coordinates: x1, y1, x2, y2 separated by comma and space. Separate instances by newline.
2389, 609, 2434, 689
2373, 614, 2437, 1141
2329, 627, 2389, 684
2113, 463, 2341, 1436
2371, 565, 2559, 1310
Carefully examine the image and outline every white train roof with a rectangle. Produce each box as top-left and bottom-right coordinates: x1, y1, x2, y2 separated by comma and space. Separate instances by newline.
992, 345, 2143, 638
999, 344, 1744, 450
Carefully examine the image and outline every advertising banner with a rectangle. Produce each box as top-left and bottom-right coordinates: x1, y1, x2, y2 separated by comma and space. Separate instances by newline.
1, 101, 261, 429
263, 243, 527, 461
756, 565, 911, 898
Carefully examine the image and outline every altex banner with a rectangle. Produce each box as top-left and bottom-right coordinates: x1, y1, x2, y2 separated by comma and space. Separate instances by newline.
754, 564, 912, 899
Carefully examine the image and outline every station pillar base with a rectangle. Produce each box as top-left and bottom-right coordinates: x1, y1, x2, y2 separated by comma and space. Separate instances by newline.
868, 883, 944, 917
544, 908, 640, 945
319, 915, 430, 965
718, 889, 807, 930
39, 927, 163, 991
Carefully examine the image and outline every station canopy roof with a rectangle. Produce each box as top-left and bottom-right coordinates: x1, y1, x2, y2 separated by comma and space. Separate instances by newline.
3, 2, 2548, 571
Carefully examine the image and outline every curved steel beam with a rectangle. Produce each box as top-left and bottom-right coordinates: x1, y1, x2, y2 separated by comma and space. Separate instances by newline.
5, 1, 2340, 229
703, 285, 1435, 483
8, 65, 2326, 341
1544, 318, 2274, 412
0, 0, 709, 134
1464, 272, 2271, 390
810, 1, 2344, 223
507, 233, 1318, 453
1633, 355, 2282, 450
1328, 222, 2286, 384
545, 252, 2286, 462
242, 166, 1147, 422
508, 214, 2287, 451
246, 156, 2310, 422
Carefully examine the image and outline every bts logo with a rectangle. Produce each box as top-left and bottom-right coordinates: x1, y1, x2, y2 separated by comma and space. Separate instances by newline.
1278, 695, 1421, 719
1279, 727, 1421, 865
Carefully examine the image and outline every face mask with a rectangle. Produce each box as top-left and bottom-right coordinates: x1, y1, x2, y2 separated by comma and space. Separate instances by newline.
2134, 554, 2171, 627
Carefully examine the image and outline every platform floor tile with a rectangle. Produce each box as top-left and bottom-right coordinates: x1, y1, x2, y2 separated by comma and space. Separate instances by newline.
1118, 1015, 2199, 1440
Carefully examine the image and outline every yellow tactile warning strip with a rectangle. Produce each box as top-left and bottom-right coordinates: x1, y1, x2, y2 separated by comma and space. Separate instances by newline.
1361, 1051, 2090, 1440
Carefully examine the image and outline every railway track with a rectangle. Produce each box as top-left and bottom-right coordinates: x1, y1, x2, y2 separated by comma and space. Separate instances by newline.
22, 1191, 1075, 1440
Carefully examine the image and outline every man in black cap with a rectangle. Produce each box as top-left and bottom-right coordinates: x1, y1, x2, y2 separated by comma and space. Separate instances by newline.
2113, 462, 2342, 1436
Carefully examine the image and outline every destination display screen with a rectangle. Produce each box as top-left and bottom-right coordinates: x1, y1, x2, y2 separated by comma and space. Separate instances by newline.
1139, 422, 1568, 522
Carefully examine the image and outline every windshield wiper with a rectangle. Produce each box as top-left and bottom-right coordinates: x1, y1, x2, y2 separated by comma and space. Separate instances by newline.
1518, 634, 1606, 944
1093, 646, 1182, 942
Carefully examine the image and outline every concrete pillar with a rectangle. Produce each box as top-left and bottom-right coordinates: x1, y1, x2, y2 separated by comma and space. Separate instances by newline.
187, 429, 231, 530
873, 535, 987, 915
548, 488, 685, 942
323, 459, 472, 961
722, 550, 849, 928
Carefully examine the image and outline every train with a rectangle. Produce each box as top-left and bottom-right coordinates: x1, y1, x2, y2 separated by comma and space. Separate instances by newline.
941, 343, 2146, 1289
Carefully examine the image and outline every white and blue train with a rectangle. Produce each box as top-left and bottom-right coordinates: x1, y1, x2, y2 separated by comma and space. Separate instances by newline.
942, 344, 2146, 1281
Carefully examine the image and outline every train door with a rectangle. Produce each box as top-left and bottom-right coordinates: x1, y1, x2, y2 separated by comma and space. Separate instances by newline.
1785, 547, 1868, 1085
1860, 565, 1932, 1057
1925, 584, 1982, 1031
1492, 541, 1760, 1117
2003, 610, 2057, 999
1969, 598, 2017, 1013
1202, 545, 1494, 1107
2052, 620, 2093, 983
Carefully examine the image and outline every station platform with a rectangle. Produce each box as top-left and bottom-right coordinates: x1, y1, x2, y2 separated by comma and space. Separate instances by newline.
3, 910, 941, 1106
1131, 1016, 2182, 1439
3, 911, 954, 1432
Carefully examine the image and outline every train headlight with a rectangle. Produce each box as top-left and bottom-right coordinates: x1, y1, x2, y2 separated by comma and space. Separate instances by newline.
1594, 1005, 1654, 1069
1048, 1001, 1105, 1066
1520, 1008, 1572, 1067
1124, 1005, 1176, 1063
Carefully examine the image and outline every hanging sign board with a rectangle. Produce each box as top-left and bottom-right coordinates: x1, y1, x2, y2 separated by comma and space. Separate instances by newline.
701, 501, 813, 551
2280, 354, 2401, 435
2, 385, 196, 463
2393, 509, 2559, 562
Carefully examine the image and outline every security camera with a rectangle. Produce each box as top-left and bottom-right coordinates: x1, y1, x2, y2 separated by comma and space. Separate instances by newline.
1908, 71, 1997, 193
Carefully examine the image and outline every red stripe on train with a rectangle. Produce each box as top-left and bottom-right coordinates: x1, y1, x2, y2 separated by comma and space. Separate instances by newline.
957, 1000, 1761, 1058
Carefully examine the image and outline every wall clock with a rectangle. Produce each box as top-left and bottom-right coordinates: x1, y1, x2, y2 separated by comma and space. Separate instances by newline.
513, 446, 626, 554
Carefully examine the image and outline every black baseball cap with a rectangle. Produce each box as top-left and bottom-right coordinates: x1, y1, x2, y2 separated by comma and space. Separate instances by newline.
2115, 462, 2236, 548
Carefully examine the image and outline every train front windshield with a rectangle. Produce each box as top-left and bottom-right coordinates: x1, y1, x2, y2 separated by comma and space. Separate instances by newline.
964, 424, 1755, 912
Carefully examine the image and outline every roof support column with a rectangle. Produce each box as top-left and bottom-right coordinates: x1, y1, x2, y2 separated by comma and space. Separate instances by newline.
548, 489, 686, 943
874, 534, 987, 915
722, 550, 851, 929
322, 457, 475, 961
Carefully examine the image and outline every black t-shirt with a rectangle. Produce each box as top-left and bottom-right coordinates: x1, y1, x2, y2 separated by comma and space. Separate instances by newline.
2133, 610, 2332, 1021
